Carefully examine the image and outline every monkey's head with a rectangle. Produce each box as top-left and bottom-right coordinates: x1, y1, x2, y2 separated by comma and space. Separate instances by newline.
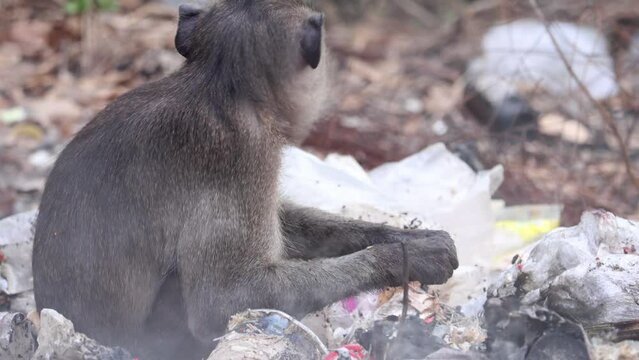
175, 0, 330, 143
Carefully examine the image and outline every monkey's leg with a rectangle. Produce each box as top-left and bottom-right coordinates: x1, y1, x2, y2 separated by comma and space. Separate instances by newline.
280, 202, 443, 259
179, 229, 457, 343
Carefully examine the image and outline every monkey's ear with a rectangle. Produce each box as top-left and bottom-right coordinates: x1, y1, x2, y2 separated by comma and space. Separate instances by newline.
175, 4, 203, 58
300, 14, 323, 69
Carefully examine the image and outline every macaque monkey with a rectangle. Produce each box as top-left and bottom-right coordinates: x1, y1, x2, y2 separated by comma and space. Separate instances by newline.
32, 1, 458, 358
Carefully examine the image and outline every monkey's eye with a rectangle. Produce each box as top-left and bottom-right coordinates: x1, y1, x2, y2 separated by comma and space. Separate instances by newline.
300, 13, 323, 69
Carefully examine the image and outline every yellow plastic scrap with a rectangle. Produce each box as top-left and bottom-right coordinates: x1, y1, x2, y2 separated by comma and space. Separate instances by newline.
495, 219, 559, 243
9, 123, 44, 141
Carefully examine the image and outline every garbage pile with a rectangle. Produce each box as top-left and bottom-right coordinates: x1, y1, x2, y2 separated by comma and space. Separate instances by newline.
0, 309, 132, 360
0, 144, 638, 359
208, 309, 328, 359
490, 210, 639, 326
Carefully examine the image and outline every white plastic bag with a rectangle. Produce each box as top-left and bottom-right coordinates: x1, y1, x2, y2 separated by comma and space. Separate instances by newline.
280, 143, 504, 266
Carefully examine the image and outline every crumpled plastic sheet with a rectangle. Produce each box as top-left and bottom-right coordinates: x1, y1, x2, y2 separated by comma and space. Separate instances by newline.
323, 344, 366, 360
280, 143, 503, 266
302, 284, 486, 353
0, 143, 502, 306
0, 312, 37, 359
281, 144, 500, 351
490, 210, 639, 325
302, 285, 437, 348
591, 338, 639, 360
0, 210, 36, 295
468, 19, 618, 104
34, 308, 132, 360
484, 298, 591, 360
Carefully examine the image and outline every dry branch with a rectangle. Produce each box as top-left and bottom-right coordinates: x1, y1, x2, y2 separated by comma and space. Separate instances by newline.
528, 0, 639, 193
393, 0, 439, 28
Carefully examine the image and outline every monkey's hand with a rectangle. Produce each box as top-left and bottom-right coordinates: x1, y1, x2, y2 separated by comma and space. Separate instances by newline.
372, 230, 458, 285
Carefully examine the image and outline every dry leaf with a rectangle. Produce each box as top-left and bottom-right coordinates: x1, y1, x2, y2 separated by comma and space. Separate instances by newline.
539, 113, 592, 144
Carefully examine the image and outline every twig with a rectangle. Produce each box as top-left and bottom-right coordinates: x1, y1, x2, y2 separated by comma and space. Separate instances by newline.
394, 0, 439, 28
400, 242, 409, 324
384, 243, 409, 360
586, 319, 639, 342
528, 0, 639, 193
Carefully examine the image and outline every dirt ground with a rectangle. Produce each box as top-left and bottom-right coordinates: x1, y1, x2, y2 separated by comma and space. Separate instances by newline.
1, 0, 639, 225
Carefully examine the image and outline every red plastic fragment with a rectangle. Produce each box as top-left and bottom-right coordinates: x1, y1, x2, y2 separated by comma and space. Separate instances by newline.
324, 344, 366, 360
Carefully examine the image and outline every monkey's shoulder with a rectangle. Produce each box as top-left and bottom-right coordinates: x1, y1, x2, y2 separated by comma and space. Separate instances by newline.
72, 80, 217, 145
58, 75, 277, 179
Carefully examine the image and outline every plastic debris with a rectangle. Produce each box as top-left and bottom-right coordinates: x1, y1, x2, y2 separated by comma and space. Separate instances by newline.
302, 292, 379, 348
465, 19, 619, 133
303, 285, 434, 348
208, 309, 328, 360
468, 19, 618, 104
425, 348, 488, 359
490, 210, 639, 325
323, 344, 366, 360
359, 316, 446, 360
403, 97, 424, 114
9, 123, 45, 142
484, 297, 591, 360
10, 290, 36, 314
28, 150, 57, 170
494, 204, 561, 244
463, 90, 538, 133
0, 312, 37, 359
304, 282, 485, 353
587, 320, 639, 343
432, 119, 449, 136
2, 145, 638, 359
33, 308, 132, 360
375, 284, 437, 321
489, 204, 562, 265
256, 313, 290, 336
280, 143, 504, 266
0, 107, 27, 124
0, 210, 36, 295
590, 338, 639, 360
351, 308, 485, 359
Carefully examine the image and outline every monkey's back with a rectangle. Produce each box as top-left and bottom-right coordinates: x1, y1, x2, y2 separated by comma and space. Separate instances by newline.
31, 76, 242, 354
32, 1, 323, 356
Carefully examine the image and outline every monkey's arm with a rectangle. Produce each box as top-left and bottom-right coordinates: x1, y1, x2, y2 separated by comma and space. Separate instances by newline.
280, 202, 436, 259
179, 228, 458, 342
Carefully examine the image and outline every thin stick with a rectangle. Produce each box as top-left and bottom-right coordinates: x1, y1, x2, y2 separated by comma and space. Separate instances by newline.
400, 242, 409, 323
385, 243, 409, 360
394, 0, 438, 28
528, 0, 639, 192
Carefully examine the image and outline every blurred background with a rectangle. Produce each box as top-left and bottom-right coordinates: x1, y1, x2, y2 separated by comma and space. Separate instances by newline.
0, 0, 638, 225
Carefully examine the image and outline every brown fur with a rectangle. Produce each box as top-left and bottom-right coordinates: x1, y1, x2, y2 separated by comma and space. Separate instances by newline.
32, 1, 458, 359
